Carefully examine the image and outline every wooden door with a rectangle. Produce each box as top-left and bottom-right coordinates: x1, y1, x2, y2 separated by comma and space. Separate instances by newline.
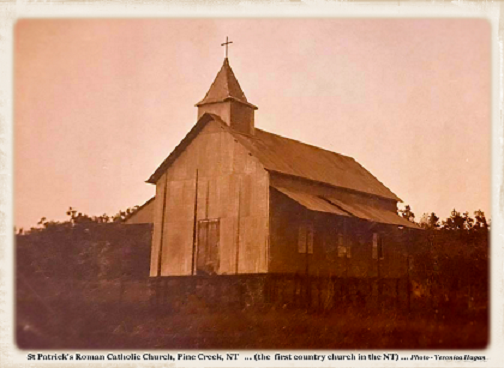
196, 219, 220, 275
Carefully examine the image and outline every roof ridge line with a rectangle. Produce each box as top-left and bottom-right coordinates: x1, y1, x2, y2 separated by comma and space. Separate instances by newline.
255, 128, 353, 160
255, 128, 401, 202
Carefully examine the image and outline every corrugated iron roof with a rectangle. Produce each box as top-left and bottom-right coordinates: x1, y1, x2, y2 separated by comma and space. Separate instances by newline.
148, 114, 401, 203
272, 185, 351, 217
274, 184, 418, 229
233, 129, 401, 202
325, 196, 419, 229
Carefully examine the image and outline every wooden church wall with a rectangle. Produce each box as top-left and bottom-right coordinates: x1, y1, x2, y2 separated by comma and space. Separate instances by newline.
269, 188, 408, 278
268, 189, 362, 277
149, 121, 270, 276
268, 189, 307, 274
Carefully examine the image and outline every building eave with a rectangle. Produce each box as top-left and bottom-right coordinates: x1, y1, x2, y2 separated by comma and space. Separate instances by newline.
195, 96, 258, 110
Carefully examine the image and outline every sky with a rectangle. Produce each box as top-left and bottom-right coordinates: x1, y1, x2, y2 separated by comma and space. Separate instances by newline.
14, 18, 491, 229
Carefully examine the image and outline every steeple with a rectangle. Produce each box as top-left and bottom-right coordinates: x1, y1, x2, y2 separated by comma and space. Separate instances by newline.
196, 58, 257, 135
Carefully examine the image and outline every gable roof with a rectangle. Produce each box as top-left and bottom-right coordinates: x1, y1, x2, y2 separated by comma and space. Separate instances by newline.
233, 129, 401, 202
196, 58, 257, 109
146, 114, 401, 202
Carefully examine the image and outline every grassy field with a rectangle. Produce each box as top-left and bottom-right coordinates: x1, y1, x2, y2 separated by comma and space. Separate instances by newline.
16, 298, 488, 350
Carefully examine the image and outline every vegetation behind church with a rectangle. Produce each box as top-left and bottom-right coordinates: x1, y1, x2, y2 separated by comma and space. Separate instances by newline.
16, 206, 488, 349
16, 205, 489, 281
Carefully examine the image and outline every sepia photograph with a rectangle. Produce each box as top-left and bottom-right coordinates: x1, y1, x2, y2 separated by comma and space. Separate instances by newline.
14, 18, 490, 351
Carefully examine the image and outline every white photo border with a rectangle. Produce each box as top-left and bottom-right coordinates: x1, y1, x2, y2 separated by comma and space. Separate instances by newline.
0, 1, 501, 367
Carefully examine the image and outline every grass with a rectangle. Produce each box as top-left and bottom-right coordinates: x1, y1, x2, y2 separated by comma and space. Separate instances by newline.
16, 298, 488, 350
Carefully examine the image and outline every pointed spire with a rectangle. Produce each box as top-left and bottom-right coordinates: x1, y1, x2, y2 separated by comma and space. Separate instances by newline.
196, 57, 257, 135
196, 58, 257, 109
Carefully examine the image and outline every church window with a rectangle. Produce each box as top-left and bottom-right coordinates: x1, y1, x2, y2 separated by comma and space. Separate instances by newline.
298, 223, 314, 254
298, 226, 306, 253
307, 224, 314, 254
372, 233, 384, 260
337, 233, 351, 258
337, 233, 345, 257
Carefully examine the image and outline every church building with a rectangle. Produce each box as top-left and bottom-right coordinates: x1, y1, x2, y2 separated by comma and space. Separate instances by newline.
142, 54, 418, 278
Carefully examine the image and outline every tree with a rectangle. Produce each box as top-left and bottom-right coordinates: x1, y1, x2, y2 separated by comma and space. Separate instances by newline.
112, 206, 139, 222
474, 210, 488, 230
20, 205, 143, 236
420, 212, 440, 229
399, 204, 415, 222
442, 209, 466, 231
463, 211, 474, 231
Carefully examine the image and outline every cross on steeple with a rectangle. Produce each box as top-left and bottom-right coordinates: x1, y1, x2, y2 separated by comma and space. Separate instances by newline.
221, 36, 233, 59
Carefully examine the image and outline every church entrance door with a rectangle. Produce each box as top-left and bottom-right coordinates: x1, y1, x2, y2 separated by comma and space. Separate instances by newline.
196, 219, 220, 275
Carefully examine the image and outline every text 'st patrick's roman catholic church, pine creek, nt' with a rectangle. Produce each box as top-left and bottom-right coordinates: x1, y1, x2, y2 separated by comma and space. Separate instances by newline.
125, 51, 420, 280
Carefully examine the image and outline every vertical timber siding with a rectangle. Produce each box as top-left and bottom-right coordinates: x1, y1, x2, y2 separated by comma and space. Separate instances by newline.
149, 176, 167, 277
150, 121, 269, 276
269, 186, 408, 278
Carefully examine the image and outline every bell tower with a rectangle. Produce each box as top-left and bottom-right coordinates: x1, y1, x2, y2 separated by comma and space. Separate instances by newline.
196, 56, 257, 136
